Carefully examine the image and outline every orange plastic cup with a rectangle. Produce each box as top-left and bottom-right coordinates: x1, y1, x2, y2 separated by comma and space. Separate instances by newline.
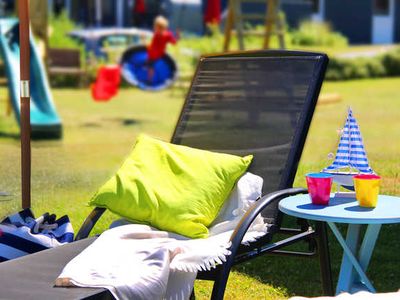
353, 174, 381, 208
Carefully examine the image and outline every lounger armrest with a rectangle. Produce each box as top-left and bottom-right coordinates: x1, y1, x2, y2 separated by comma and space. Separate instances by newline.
210, 187, 308, 299
75, 207, 106, 241
229, 187, 308, 251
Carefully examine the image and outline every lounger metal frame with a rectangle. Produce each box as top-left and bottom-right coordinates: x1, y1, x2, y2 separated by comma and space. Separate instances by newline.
76, 50, 333, 299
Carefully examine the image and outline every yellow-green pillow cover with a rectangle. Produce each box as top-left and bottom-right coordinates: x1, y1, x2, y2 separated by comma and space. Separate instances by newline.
90, 134, 252, 238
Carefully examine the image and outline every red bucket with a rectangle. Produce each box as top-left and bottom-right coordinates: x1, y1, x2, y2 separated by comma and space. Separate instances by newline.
91, 65, 121, 102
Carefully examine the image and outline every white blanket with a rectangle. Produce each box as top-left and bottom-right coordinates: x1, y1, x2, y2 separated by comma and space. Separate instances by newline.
56, 173, 268, 300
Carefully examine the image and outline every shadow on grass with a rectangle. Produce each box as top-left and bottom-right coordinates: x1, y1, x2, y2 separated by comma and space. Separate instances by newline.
81, 118, 140, 128
233, 245, 328, 297
81, 122, 102, 128
232, 217, 340, 297
234, 221, 400, 297
122, 118, 139, 126
0, 131, 19, 139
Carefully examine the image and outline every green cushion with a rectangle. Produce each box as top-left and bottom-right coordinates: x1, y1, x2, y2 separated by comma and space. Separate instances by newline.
89, 134, 252, 238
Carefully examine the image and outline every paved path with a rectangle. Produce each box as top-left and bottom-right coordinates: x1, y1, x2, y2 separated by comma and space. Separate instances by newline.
337, 45, 396, 59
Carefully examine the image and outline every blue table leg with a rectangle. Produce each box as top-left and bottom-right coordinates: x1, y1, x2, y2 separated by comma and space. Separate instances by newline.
332, 223, 361, 294
327, 222, 376, 294
355, 224, 382, 287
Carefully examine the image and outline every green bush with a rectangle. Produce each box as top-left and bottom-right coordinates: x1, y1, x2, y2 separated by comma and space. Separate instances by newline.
172, 25, 223, 72
291, 21, 348, 47
382, 48, 400, 76
325, 58, 345, 80
344, 58, 372, 79
325, 48, 400, 81
48, 12, 81, 49
326, 57, 384, 81
365, 58, 386, 77
48, 12, 86, 87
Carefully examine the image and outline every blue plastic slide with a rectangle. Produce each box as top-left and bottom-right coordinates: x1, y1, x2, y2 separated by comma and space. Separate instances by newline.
120, 46, 178, 91
0, 19, 62, 139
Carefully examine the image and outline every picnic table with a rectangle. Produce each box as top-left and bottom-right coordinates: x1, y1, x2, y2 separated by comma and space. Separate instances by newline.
279, 194, 400, 294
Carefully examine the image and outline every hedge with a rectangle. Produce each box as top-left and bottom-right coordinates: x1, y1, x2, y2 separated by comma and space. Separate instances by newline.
326, 48, 400, 81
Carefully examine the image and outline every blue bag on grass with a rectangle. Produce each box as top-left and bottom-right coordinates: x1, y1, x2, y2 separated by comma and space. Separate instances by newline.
0, 209, 74, 262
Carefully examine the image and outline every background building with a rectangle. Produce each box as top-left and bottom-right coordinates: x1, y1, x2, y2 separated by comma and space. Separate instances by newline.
3, 0, 395, 45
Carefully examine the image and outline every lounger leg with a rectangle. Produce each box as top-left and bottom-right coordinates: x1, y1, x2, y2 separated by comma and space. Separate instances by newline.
210, 277, 227, 300
210, 265, 232, 300
316, 221, 334, 296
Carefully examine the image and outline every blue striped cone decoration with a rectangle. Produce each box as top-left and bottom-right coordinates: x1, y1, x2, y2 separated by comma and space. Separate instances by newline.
324, 108, 374, 174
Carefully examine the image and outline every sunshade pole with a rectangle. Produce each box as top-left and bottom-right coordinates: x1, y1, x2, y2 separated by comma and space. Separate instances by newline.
19, 0, 31, 209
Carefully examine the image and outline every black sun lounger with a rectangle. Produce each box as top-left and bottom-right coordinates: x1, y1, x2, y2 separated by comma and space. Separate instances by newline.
0, 50, 331, 300
0, 238, 112, 299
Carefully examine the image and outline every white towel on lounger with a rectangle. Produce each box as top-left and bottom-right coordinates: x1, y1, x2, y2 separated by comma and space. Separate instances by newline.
56, 172, 269, 300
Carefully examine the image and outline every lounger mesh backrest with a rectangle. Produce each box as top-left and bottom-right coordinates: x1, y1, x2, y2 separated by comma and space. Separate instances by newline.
171, 50, 328, 224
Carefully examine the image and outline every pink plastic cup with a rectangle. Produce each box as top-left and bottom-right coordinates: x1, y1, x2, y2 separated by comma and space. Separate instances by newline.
306, 173, 333, 205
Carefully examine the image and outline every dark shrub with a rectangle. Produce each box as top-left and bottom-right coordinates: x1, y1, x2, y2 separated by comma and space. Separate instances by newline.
365, 58, 386, 77
382, 49, 400, 76
324, 50, 400, 81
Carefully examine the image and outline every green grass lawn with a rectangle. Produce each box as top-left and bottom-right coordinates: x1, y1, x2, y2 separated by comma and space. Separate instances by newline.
0, 78, 399, 299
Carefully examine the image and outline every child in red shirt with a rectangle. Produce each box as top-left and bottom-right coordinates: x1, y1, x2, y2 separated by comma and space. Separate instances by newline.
146, 16, 177, 81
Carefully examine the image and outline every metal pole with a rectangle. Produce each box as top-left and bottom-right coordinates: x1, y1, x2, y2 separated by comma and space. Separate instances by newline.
18, 0, 31, 209
95, 0, 102, 27
116, 0, 124, 27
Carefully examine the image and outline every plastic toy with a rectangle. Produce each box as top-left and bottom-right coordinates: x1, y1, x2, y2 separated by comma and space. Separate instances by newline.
120, 45, 177, 91
91, 65, 121, 101
0, 18, 62, 139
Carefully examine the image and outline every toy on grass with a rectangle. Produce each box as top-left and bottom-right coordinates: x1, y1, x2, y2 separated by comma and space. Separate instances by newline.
120, 45, 177, 91
91, 65, 121, 102
120, 16, 178, 91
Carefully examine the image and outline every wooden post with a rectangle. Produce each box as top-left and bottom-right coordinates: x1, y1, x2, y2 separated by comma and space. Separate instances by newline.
224, 0, 286, 51
18, 0, 31, 209
223, 0, 245, 51
223, 2, 234, 51
264, 0, 285, 49
264, 0, 277, 49
233, 0, 245, 50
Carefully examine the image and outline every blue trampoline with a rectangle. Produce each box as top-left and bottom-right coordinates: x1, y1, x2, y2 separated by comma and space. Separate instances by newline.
120, 46, 178, 91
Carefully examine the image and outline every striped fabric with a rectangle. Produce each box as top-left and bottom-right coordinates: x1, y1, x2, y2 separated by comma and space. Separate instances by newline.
324, 108, 374, 174
0, 209, 74, 262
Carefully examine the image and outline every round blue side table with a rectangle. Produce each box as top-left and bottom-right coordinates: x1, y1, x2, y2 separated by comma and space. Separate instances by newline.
279, 194, 400, 294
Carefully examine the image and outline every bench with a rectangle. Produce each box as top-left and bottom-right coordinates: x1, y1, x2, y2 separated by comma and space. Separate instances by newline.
47, 48, 86, 85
